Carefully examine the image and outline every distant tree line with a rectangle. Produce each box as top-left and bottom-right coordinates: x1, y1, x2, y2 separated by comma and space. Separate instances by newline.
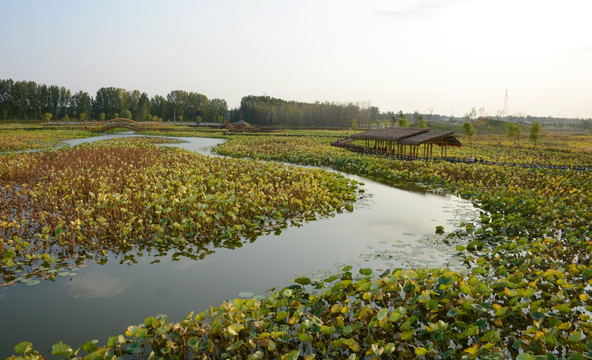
230, 95, 383, 128
0, 79, 228, 122
229, 97, 444, 129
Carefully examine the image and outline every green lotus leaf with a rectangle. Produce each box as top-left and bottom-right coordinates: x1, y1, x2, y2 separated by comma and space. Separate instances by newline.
52, 342, 75, 357
294, 277, 311, 285
359, 268, 373, 276
14, 342, 33, 355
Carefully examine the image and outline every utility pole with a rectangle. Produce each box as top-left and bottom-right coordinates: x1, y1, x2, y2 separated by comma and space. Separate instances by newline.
504, 90, 509, 118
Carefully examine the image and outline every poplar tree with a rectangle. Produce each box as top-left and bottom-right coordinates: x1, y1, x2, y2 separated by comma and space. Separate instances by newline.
462, 122, 476, 145
529, 121, 542, 146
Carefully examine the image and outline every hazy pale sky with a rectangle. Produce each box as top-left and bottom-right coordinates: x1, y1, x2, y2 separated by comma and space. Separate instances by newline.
1, 0, 591, 118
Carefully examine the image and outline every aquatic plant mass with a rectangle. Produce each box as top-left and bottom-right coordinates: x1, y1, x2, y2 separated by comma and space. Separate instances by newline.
0, 138, 360, 286
0, 129, 96, 152
4, 132, 592, 359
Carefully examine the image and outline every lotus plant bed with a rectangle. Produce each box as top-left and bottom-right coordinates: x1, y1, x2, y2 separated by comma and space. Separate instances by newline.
0, 129, 97, 152
0, 138, 361, 287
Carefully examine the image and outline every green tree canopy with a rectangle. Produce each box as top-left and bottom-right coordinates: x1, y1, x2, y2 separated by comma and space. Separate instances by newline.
236, 95, 374, 128
397, 111, 408, 127
462, 122, 476, 145
120, 109, 132, 119
209, 98, 228, 122
413, 111, 424, 126
0, 78, 227, 122
529, 121, 542, 146
137, 92, 151, 121
507, 123, 522, 147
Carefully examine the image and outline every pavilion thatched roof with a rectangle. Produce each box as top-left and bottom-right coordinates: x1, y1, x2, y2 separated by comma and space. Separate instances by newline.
350, 128, 427, 141
231, 120, 251, 127
398, 130, 461, 146
350, 128, 461, 147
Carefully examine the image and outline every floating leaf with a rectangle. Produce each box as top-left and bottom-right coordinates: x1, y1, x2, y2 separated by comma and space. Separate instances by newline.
81, 340, 98, 352
14, 342, 33, 355
52, 342, 74, 357
238, 292, 255, 299
359, 268, 373, 276
294, 277, 311, 285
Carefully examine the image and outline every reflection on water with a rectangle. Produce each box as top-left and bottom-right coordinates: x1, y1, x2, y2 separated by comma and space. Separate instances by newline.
68, 273, 127, 299
0, 133, 479, 358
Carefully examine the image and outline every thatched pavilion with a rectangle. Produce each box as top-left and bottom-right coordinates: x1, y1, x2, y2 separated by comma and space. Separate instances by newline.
342, 128, 461, 158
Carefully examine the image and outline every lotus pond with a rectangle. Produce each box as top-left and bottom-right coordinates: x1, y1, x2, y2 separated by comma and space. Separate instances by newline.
0, 133, 477, 358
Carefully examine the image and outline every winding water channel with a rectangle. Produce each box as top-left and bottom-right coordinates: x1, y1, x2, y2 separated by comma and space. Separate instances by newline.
0, 133, 478, 357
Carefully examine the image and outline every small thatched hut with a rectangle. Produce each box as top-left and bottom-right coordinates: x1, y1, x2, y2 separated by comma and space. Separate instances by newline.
227, 120, 255, 132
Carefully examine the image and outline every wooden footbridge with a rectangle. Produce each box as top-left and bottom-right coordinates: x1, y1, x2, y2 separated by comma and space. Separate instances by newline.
83, 118, 164, 131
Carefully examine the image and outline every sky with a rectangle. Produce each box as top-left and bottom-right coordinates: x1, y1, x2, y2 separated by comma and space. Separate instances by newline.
1, 0, 591, 119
